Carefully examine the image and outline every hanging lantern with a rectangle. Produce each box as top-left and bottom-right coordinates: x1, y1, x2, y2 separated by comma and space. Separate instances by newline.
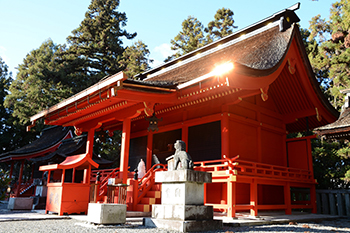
146, 113, 162, 132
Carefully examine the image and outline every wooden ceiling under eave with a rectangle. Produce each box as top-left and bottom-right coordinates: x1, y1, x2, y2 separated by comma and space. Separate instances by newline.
268, 35, 338, 133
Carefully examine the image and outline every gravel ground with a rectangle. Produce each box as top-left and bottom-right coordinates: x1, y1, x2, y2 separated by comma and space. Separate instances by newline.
0, 218, 350, 233
1, 201, 350, 232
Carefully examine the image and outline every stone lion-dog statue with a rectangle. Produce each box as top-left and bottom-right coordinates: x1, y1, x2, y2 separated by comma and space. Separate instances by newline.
173, 140, 193, 170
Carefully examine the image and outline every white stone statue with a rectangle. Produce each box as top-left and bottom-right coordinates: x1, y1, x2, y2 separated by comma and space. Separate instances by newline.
137, 159, 146, 178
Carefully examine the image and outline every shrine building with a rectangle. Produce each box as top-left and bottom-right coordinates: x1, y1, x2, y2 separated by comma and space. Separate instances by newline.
27, 3, 338, 217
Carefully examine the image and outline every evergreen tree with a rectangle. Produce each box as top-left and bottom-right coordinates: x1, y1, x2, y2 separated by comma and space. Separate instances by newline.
0, 57, 13, 152
4, 39, 71, 125
118, 40, 152, 78
0, 57, 37, 157
166, 8, 237, 62
60, 0, 136, 93
169, 16, 206, 58
313, 139, 350, 189
205, 7, 237, 42
308, 0, 350, 109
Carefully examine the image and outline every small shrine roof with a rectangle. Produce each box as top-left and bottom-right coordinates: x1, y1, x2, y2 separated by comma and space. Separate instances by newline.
314, 108, 350, 139
0, 126, 73, 162
31, 135, 114, 166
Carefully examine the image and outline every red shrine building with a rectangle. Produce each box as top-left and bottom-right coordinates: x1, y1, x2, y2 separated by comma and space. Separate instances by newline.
26, 4, 338, 217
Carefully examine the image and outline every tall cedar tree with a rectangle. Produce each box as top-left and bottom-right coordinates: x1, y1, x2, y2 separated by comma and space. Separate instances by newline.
0, 57, 37, 165
118, 40, 152, 78
167, 8, 237, 61
60, 0, 136, 93
0, 57, 13, 153
308, 0, 350, 109
170, 16, 206, 58
4, 39, 71, 125
205, 8, 237, 42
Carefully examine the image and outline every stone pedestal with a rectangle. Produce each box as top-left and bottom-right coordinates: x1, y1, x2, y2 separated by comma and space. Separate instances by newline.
144, 170, 222, 232
8, 197, 33, 210
87, 203, 126, 224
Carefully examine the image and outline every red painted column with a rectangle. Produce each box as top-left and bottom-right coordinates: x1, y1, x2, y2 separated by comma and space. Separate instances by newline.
31, 163, 35, 180
15, 160, 24, 197
120, 118, 131, 184
221, 112, 230, 158
250, 179, 258, 216
227, 177, 236, 218
146, 132, 153, 171
310, 184, 317, 213
86, 128, 95, 158
9, 161, 14, 179
284, 182, 292, 214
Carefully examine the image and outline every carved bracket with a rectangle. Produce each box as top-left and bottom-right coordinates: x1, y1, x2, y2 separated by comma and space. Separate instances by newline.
143, 102, 155, 117
74, 126, 83, 136
260, 86, 269, 102
288, 58, 296, 74
315, 107, 322, 122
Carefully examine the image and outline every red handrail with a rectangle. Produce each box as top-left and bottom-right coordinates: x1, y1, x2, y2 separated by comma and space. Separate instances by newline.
137, 164, 167, 203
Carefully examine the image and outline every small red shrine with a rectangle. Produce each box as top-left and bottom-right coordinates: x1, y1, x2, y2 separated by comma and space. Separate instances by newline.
28, 3, 339, 217
0, 126, 73, 198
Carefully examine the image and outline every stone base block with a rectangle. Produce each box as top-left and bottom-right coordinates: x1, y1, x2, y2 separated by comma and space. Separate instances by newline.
152, 204, 213, 220
162, 182, 204, 205
8, 197, 33, 210
144, 217, 222, 232
155, 170, 212, 183
87, 203, 126, 224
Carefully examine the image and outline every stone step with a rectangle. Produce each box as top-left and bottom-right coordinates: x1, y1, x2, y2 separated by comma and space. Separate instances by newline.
150, 183, 162, 191
140, 197, 156, 205
145, 190, 161, 199
136, 204, 151, 212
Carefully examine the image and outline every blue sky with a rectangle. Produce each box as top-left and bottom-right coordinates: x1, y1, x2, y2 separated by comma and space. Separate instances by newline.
0, 0, 335, 76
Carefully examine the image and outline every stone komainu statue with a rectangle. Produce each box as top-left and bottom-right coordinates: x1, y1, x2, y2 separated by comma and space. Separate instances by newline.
173, 140, 193, 170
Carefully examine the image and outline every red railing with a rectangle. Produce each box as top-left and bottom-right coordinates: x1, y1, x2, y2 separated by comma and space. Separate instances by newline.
194, 156, 314, 183
137, 164, 167, 203
91, 167, 124, 201
235, 161, 314, 182
10, 179, 34, 197
91, 167, 121, 183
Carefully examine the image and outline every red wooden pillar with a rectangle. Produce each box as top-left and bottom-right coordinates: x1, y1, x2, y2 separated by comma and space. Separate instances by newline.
61, 169, 66, 185
31, 163, 35, 180
15, 160, 24, 197
227, 176, 236, 218
146, 131, 153, 171
9, 161, 14, 179
120, 118, 131, 184
86, 128, 95, 158
284, 182, 292, 214
310, 185, 317, 213
250, 179, 258, 216
221, 112, 230, 158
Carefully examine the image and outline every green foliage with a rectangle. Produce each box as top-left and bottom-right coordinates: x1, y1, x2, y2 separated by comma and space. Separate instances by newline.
167, 8, 237, 61
118, 40, 152, 78
0, 169, 11, 200
94, 130, 121, 168
308, 0, 350, 109
4, 39, 72, 125
312, 139, 350, 189
0, 57, 13, 152
0, 57, 38, 152
205, 8, 237, 42
60, 0, 136, 92
170, 16, 207, 58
